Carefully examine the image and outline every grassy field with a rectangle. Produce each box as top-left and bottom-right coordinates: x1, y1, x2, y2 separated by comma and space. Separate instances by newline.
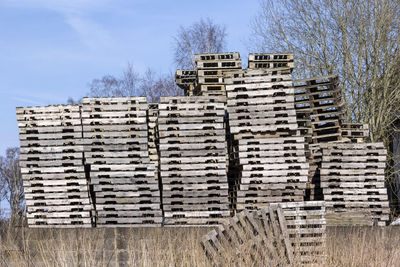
0, 224, 399, 266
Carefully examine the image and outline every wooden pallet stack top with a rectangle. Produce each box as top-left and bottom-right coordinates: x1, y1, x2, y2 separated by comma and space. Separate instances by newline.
175, 69, 197, 95
293, 75, 344, 144
81, 97, 161, 227
16, 105, 93, 228
195, 52, 242, 70
248, 53, 294, 73
193, 53, 242, 97
319, 142, 389, 226
158, 96, 230, 226
340, 122, 369, 143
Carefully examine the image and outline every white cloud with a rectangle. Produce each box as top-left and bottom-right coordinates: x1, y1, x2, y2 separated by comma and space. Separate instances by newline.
1, 0, 114, 49
64, 15, 114, 49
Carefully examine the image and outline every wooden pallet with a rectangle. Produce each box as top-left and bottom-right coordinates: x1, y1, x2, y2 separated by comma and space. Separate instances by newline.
195, 52, 241, 70
248, 53, 294, 71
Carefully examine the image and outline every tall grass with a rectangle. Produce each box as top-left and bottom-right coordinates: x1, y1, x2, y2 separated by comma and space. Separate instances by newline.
0, 222, 399, 266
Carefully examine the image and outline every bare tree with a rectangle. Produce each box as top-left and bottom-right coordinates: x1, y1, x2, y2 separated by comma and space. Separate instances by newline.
141, 69, 183, 102
0, 148, 24, 222
88, 62, 142, 97
173, 18, 227, 69
251, 0, 400, 144
66, 97, 82, 105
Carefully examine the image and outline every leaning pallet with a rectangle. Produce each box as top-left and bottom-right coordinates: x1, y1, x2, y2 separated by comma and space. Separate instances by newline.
81, 97, 162, 227
320, 143, 389, 226
201, 201, 326, 266
201, 206, 293, 266
274, 201, 326, 265
158, 96, 230, 226
17, 105, 93, 227
293, 75, 343, 144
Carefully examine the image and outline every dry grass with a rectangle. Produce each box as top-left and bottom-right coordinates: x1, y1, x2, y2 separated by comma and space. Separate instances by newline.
0, 223, 399, 266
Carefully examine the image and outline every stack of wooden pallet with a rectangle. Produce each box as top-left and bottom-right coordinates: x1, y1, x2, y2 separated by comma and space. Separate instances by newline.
17, 105, 93, 227
194, 52, 242, 96
320, 143, 389, 226
174, 69, 197, 96
81, 97, 162, 227
247, 53, 294, 73
201, 201, 326, 266
225, 67, 308, 211
341, 123, 369, 143
293, 75, 343, 144
158, 96, 230, 225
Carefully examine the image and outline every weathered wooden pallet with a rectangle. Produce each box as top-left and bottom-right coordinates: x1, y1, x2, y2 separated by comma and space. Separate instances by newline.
28, 217, 92, 225
195, 52, 240, 62
95, 203, 160, 211
162, 189, 229, 198
164, 217, 226, 225
97, 217, 162, 225
196, 60, 241, 70
341, 122, 369, 142
201, 205, 294, 266
226, 83, 293, 93
197, 76, 225, 84
164, 210, 230, 217
175, 69, 197, 89
97, 210, 162, 217
82, 96, 147, 105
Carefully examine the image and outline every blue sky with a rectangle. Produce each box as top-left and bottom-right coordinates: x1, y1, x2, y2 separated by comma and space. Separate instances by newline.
0, 0, 260, 157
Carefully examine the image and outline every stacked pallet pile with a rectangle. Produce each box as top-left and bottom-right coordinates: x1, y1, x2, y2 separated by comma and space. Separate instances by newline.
320, 143, 389, 226
225, 61, 309, 211
158, 96, 230, 225
81, 97, 162, 227
175, 69, 197, 96
201, 201, 326, 266
17, 105, 93, 227
194, 52, 242, 97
